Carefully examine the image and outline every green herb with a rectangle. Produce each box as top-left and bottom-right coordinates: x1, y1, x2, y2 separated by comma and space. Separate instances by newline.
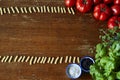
90, 27, 120, 80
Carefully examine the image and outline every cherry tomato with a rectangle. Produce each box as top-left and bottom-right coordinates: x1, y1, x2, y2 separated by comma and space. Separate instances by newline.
111, 5, 120, 16
93, 4, 112, 21
93, 0, 102, 5
108, 16, 120, 29
76, 0, 93, 13
65, 0, 76, 7
114, 0, 120, 5
104, 0, 113, 4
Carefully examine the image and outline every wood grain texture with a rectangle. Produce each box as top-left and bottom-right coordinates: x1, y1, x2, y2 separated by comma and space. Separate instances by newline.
0, 0, 107, 80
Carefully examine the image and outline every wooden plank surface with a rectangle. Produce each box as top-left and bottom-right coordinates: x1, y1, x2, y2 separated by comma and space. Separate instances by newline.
0, 0, 106, 80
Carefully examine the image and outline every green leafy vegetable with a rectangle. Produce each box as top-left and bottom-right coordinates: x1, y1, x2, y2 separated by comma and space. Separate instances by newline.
116, 71, 120, 79
90, 27, 120, 80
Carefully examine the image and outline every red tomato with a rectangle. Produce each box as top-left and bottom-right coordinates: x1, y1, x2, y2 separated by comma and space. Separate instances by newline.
76, 0, 93, 13
65, 0, 76, 7
111, 5, 120, 16
104, 0, 113, 4
93, 4, 112, 21
114, 0, 120, 5
108, 16, 120, 29
93, 0, 102, 5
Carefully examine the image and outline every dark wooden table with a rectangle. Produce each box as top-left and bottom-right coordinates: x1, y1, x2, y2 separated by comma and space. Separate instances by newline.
0, 0, 106, 80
